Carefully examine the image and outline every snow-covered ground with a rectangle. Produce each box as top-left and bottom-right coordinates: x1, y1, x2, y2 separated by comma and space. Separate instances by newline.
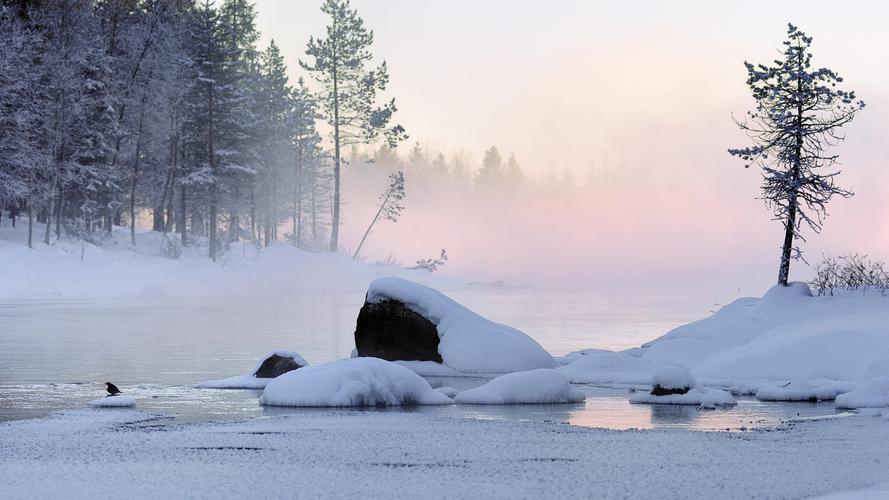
1, 408, 888, 499
0, 223, 460, 300
558, 282, 889, 403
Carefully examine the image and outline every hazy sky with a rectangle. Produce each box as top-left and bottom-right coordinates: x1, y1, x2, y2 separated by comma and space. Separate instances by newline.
254, 1, 889, 297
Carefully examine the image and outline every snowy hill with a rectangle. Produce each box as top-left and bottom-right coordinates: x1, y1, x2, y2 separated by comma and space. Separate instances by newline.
0, 222, 459, 300
559, 281, 889, 394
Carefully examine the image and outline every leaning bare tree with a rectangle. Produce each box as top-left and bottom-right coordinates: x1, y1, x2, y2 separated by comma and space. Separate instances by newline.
352, 171, 405, 259
729, 24, 865, 286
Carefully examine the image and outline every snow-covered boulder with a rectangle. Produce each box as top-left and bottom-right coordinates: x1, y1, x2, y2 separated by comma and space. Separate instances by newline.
836, 378, 889, 409
355, 278, 556, 374
650, 366, 697, 396
259, 357, 453, 407
629, 366, 735, 408
755, 380, 843, 402
455, 369, 585, 405
629, 388, 737, 409
556, 351, 660, 386
88, 395, 136, 408
198, 350, 308, 389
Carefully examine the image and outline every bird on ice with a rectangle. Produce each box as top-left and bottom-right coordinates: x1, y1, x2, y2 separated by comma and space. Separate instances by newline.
105, 382, 121, 396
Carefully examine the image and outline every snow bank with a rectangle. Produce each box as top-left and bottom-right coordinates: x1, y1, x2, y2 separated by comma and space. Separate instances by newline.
836, 378, 889, 409
455, 369, 585, 405
0, 223, 459, 300
259, 357, 453, 407
88, 395, 136, 408
557, 351, 659, 386
755, 380, 846, 402
365, 277, 556, 374
637, 283, 889, 386
629, 388, 736, 409
198, 350, 308, 389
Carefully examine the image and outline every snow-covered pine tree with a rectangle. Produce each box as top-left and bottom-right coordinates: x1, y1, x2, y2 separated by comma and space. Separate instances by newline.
729, 24, 865, 286
300, 0, 406, 253
288, 77, 324, 249
254, 40, 292, 246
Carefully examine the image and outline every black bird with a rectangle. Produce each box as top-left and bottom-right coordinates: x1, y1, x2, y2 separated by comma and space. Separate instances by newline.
105, 382, 121, 396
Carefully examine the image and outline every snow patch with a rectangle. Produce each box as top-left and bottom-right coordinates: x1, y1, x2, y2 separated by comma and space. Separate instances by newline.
755, 380, 846, 402
455, 369, 585, 405
88, 395, 137, 408
629, 388, 737, 409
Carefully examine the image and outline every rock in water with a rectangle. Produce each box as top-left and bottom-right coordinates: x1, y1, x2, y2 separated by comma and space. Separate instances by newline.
355, 278, 556, 374
254, 353, 304, 378
355, 299, 443, 363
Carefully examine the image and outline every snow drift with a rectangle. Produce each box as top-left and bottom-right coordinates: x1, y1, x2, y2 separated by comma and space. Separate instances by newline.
259, 357, 453, 407
455, 369, 585, 404
835, 378, 889, 409
361, 277, 556, 374
559, 283, 889, 391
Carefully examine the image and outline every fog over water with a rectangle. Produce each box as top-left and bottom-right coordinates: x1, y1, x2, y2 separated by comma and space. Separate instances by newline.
257, 0, 889, 297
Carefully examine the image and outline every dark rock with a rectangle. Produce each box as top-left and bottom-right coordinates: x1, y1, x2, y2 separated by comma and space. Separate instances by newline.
254, 354, 303, 378
650, 385, 690, 396
354, 299, 443, 363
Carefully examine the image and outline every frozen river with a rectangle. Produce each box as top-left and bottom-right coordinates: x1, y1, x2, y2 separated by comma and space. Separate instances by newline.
0, 287, 842, 428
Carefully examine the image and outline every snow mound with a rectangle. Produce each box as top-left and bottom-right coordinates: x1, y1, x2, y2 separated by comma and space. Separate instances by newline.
556, 351, 660, 386
640, 283, 889, 385
755, 380, 843, 402
366, 277, 556, 374
88, 395, 136, 408
652, 366, 697, 391
629, 388, 736, 409
259, 357, 453, 407
836, 378, 889, 409
455, 369, 585, 405
198, 350, 308, 389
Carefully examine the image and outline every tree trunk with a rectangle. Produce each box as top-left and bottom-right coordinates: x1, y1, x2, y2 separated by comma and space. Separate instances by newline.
27, 197, 33, 248
178, 185, 187, 246
55, 187, 63, 240
329, 64, 341, 252
44, 175, 57, 245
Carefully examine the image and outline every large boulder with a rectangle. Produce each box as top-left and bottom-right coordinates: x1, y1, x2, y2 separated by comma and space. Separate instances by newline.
355, 299, 443, 363
354, 278, 556, 374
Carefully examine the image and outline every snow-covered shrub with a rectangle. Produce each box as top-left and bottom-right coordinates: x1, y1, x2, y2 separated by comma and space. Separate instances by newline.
411, 249, 448, 273
811, 254, 889, 296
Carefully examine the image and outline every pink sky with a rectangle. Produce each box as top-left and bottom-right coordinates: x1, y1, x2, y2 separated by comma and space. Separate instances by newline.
255, 1, 889, 295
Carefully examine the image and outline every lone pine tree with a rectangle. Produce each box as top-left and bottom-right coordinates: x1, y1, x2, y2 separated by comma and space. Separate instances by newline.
729, 24, 865, 286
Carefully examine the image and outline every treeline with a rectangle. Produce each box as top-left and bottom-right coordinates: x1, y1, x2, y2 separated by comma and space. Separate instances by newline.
0, 0, 332, 256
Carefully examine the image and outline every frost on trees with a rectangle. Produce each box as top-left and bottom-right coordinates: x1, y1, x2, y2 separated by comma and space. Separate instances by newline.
729, 24, 865, 286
